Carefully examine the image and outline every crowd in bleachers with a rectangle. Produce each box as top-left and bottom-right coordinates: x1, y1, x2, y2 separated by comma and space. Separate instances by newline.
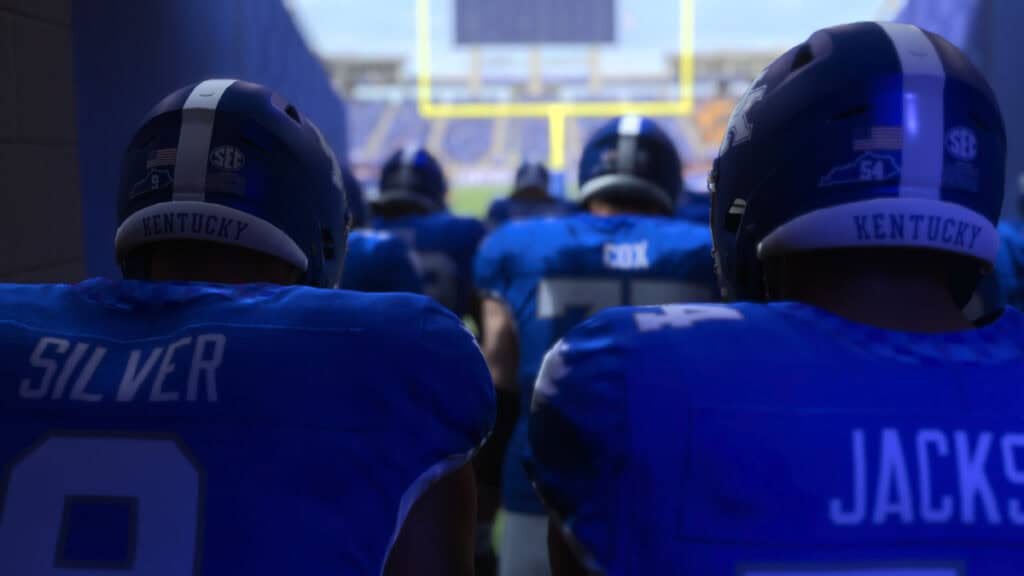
347, 98, 724, 187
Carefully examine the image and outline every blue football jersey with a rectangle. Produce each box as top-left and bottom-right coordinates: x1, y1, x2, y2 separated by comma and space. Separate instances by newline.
529, 302, 1024, 575
0, 279, 494, 575
991, 221, 1024, 309
486, 197, 577, 228
342, 229, 423, 294
675, 195, 711, 225
373, 213, 486, 317
474, 214, 717, 513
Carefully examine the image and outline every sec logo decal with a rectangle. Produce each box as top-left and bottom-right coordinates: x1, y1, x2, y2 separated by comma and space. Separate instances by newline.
209, 145, 246, 171
946, 126, 977, 162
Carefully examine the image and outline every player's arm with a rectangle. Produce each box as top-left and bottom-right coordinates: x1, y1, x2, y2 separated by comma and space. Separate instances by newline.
394, 297, 495, 574
475, 296, 519, 524
464, 220, 489, 331
466, 290, 483, 336
385, 464, 477, 576
528, 313, 633, 576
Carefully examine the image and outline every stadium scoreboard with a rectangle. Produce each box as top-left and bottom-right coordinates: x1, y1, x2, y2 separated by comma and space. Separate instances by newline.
455, 0, 615, 45
418, 0, 694, 171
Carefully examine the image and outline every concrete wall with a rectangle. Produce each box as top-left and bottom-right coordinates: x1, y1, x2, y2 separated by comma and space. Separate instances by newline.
0, 0, 84, 282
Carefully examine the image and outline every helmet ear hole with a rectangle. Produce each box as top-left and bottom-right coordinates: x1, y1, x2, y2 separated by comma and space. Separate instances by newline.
790, 43, 815, 73
725, 199, 746, 234
284, 104, 302, 125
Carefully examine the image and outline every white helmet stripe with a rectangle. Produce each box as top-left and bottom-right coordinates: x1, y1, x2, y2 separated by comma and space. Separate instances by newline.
396, 144, 419, 191
616, 115, 643, 173
172, 79, 238, 201
878, 23, 946, 201
617, 114, 643, 136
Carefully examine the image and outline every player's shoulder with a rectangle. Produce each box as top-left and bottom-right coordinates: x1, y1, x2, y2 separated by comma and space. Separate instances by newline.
239, 283, 465, 344
568, 301, 1024, 369
0, 282, 79, 321
348, 228, 400, 246
420, 211, 486, 246
634, 213, 711, 242
554, 301, 816, 369
347, 228, 407, 257
429, 210, 485, 231
555, 213, 709, 242
0, 279, 462, 344
486, 214, 572, 242
478, 215, 585, 265
561, 302, 740, 345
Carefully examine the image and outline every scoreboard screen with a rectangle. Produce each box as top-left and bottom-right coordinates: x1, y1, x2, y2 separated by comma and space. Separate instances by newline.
455, 0, 616, 45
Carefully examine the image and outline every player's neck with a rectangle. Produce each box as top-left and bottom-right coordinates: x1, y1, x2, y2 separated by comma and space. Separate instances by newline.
789, 273, 973, 333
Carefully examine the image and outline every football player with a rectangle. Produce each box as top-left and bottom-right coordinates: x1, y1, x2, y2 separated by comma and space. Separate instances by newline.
475, 115, 717, 576
0, 79, 494, 575
341, 165, 423, 293
371, 146, 486, 322
528, 23, 1024, 575
486, 160, 576, 228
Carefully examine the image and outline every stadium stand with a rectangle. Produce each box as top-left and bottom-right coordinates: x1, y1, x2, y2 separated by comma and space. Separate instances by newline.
444, 119, 495, 164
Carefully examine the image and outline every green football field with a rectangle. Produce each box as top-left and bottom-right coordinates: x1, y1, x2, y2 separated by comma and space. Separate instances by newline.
449, 185, 505, 218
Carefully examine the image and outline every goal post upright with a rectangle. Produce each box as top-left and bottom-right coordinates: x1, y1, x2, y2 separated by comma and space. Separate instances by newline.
414, 0, 695, 182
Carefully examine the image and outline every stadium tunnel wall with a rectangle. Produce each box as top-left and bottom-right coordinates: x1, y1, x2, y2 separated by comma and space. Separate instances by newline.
72, 0, 347, 279
899, 0, 1024, 220
0, 0, 82, 282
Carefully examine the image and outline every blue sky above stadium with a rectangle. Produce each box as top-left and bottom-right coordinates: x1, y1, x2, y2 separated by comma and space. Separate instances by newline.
290, 0, 898, 75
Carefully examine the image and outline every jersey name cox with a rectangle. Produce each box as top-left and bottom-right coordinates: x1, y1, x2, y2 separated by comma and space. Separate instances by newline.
17, 333, 226, 403
829, 427, 1024, 527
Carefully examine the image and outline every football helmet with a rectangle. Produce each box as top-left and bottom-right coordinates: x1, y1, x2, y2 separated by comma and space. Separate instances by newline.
374, 146, 447, 213
577, 115, 682, 214
115, 79, 348, 288
710, 22, 1006, 302
514, 160, 550, 194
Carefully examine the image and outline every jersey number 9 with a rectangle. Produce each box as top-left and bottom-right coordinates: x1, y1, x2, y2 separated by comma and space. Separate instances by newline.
0, 434, 203, 575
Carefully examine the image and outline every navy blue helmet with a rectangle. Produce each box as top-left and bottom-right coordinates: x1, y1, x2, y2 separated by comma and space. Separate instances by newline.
374, 146, 447, 213
342, 165, 369, 228
577, 115, 682, 214
514, 160, 549, 194
710, 22, 1006, 302
115, 79, 348, 288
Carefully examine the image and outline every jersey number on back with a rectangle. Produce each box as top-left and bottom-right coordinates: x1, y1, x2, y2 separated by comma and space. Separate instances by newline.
536, 278, 713, 319
0, 434, 203, 574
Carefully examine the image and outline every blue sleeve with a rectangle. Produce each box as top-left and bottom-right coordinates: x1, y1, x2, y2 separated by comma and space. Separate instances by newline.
416, 300, 497, 455
473, 226, 516, 301
525, 309, 632, 567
